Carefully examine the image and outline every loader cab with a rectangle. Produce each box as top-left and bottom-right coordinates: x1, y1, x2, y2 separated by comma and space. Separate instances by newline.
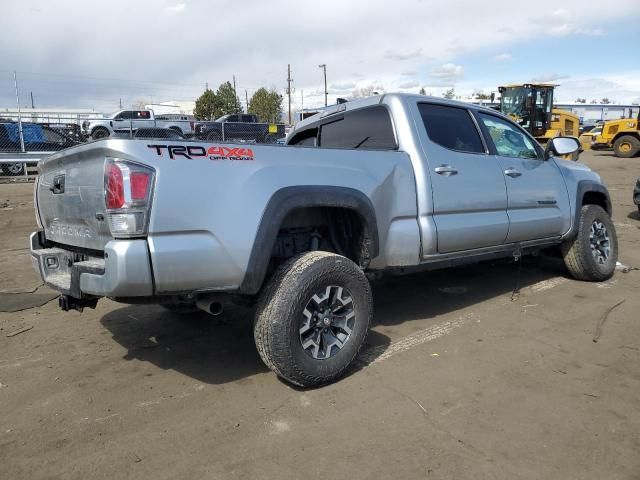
498, 84, 555, 138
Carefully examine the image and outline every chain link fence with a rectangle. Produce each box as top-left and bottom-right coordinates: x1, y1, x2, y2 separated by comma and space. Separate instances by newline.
0, 110, 288, 177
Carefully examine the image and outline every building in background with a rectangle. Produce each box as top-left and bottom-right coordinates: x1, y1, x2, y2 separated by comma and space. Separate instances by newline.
0, 107, 98, 123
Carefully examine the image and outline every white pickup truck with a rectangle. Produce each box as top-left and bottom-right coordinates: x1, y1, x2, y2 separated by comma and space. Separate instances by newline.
82, 110, 194, 140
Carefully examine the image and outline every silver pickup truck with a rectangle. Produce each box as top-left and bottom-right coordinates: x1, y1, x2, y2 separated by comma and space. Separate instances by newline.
30, 94, 617, 387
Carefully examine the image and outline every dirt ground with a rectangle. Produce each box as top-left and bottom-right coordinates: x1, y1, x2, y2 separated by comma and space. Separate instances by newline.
1, 150, 639, 480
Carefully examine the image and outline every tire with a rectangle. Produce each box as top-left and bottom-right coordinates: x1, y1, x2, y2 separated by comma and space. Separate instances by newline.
562, 204, 618, 281
254, 251, 372, 387
91, 128, 109, 140
1, 162, 25, 176
206, 131, 222, 141
613, 135, 640, 158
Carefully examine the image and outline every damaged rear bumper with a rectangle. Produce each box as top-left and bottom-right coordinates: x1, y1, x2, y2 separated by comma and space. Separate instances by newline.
29, 231, 153, 300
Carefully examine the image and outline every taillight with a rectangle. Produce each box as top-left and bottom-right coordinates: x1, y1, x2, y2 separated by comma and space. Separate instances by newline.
105, 163, 124, 208
104, 159, 155, 237
190, 121, 194, 131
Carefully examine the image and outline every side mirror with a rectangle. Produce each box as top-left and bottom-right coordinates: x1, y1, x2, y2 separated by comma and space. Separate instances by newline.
545, 136, 581, 160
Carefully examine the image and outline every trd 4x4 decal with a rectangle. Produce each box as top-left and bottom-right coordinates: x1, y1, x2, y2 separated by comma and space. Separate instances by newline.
147, 144, 254, 161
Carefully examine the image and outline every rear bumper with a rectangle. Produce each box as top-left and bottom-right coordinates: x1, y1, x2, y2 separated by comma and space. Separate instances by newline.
30, 231, 153, 299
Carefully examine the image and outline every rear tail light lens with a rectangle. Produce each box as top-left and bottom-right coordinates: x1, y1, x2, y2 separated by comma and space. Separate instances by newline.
104, 159, 155, 237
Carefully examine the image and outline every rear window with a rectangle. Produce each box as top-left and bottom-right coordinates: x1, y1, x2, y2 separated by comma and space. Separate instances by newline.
319, 106, 396, 150
419, 103, 484, 154
288, 128, 318, 146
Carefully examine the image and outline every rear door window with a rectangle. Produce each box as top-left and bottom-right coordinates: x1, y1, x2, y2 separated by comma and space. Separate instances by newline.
318, 106, 396, 150
418, 103, 485, 154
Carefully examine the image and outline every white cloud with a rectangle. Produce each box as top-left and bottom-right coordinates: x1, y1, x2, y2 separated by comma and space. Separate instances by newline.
531, 73, 569, 83
398, 81, 420, 89
492, 53, 512, 62
329, 81, 356, 91
165, 3, 185, 14
383, 49, 423, 61
429, 63, 464, 83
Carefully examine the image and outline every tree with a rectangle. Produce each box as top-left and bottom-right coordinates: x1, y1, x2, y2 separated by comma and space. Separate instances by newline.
248, 88, 283, 123
419, 87, 426, 95
601, 98, 611, 104
575, 98, 586, 104
194, 88, 221, 120
442, 88, 455, 99
216, 81, 241, 115
475, 92, 490, 100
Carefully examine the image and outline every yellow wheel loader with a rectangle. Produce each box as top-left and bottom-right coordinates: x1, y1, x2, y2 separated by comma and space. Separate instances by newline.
498, 83, 579, 144
592, 111, 640, 158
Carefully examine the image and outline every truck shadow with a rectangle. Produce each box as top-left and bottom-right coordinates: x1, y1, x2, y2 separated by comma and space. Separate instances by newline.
100, 254, 568, 386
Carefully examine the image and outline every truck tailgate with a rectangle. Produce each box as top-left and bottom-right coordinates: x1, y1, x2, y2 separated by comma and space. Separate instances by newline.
37, 146, 113, 251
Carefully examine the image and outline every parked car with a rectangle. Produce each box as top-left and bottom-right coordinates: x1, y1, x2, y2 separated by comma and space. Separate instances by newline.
41, 122, 85, 142
0, 123, 78, 175
30, 94, 617, 387
82, 110, 195, 140
194, 113, 285, 143
634, 177, 640, 213
113, 127, 186, 140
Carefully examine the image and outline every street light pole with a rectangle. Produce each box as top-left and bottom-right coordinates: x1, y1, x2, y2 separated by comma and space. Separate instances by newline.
318, 64, 327, 107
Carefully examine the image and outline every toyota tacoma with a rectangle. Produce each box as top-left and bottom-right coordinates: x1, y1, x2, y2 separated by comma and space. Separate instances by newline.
31, 94, 617, 387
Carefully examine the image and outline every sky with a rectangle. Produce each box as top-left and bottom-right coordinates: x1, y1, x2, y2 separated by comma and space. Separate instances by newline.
1, 0, 639, 113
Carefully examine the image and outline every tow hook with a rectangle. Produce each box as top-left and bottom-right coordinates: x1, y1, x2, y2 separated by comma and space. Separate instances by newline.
58, 295, 98, 313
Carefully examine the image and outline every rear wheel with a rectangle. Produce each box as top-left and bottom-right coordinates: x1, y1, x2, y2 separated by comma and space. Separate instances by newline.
1, 162, 25, 176
613, 135, 640, 158
254, 251, 372, 387
206, 131, 222, 141
562, 204, 618, 281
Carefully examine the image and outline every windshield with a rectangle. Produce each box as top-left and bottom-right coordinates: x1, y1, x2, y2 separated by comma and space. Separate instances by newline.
500, 87, 530, 117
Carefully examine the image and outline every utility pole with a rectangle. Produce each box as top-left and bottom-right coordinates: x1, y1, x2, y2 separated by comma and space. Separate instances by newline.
301, 88, 304, 118
286, 64, 293, 125
205, 81, 209, 91
245, 89, 249, 114
318, 64, 327, 107
119, 98, 122, 109
232, 75, 239, 112
13, 71, 25, 153
30, 91, 34, 109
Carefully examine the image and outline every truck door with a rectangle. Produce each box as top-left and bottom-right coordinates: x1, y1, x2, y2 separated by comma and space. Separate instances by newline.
417, 103, 509, 253
475, 112, 571, 242
133, 110, 153, 130
112, 111, 133, 133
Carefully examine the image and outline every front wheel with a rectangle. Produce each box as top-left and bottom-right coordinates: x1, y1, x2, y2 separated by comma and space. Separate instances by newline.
613, 135, 640, 158
562, 204, 618, 281
254, 251, 372, 387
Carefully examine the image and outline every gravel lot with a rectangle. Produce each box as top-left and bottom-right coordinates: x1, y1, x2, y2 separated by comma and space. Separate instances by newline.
1, 150, 639, 479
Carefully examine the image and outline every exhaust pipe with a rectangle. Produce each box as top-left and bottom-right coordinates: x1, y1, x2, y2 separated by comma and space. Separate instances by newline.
196, 297, 224, 316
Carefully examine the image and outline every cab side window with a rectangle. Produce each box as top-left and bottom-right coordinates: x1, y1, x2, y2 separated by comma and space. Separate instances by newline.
318, 106, 397, 150
419, 103, 485, 154
477, 113, 539, 159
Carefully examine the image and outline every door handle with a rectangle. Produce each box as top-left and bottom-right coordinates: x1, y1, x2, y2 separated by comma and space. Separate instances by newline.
434, 165, 458, 176
504, 168, 522, 178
